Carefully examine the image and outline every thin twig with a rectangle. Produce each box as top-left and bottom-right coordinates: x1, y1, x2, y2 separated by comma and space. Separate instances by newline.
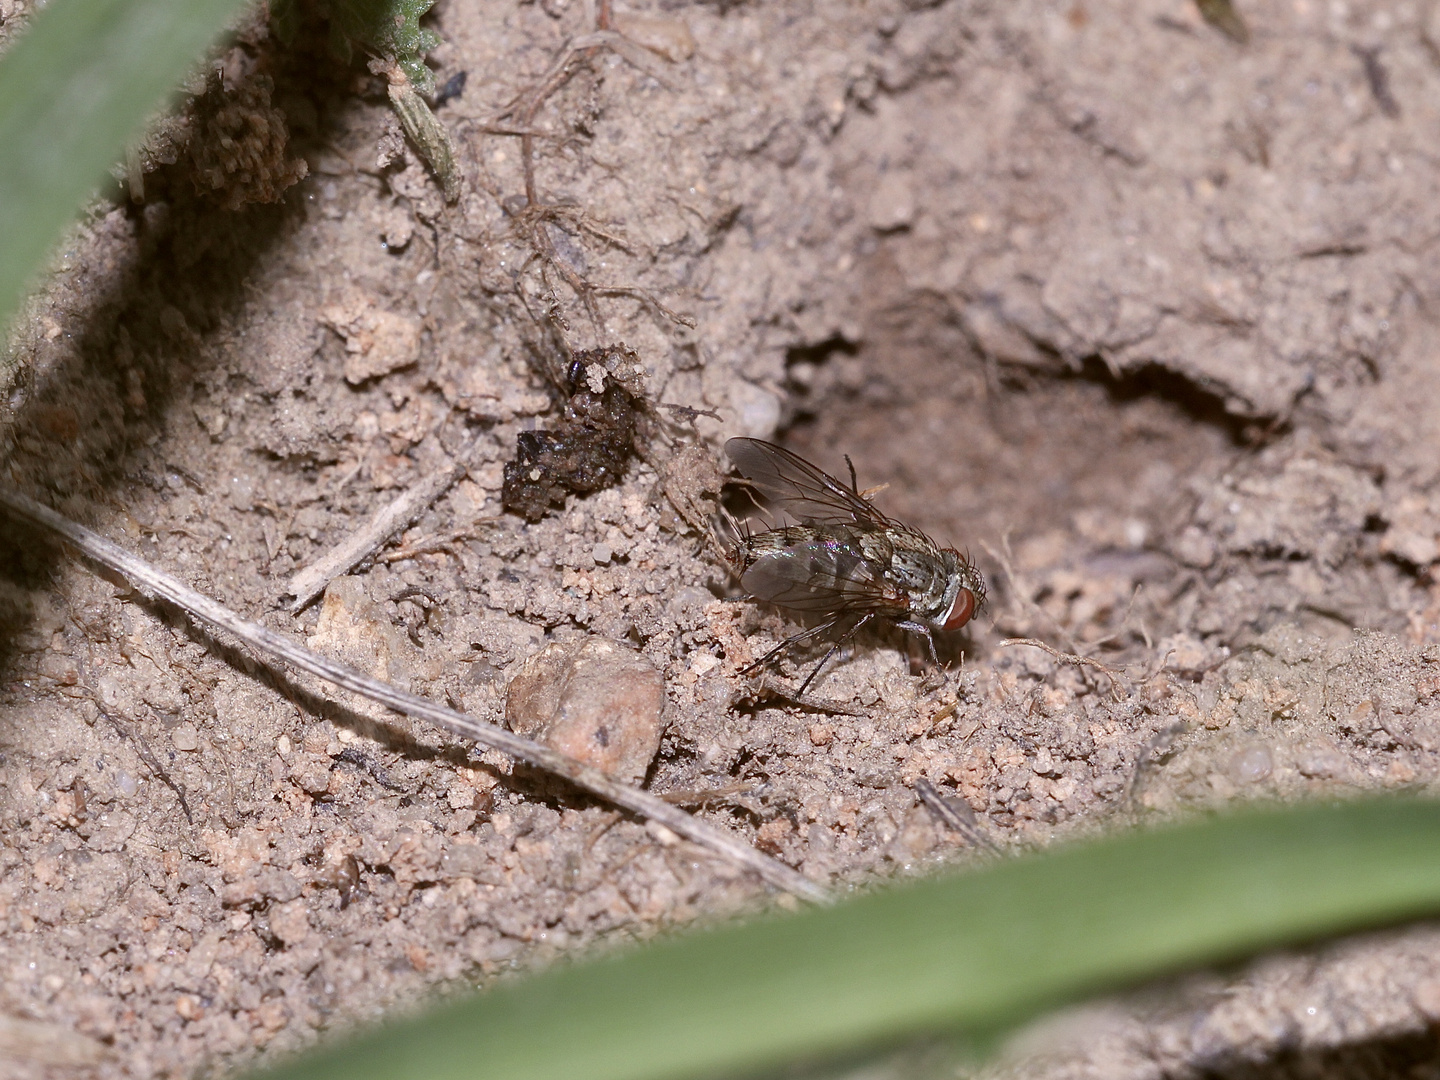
0, 486, 830, 905
569, 29, 678, 88
286, 439, 476, 612
998, 637, 1128, 701
485, 1, 694, 337
590, 284, 697, 328
656, 780, 760, 806
981, 533, 1082, 656
97, 705, 193, 825
915, 779, 999, 853
376, 526, 492, 564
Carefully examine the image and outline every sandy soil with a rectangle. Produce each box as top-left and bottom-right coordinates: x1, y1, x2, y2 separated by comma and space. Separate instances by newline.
5, 0, 1440, 1076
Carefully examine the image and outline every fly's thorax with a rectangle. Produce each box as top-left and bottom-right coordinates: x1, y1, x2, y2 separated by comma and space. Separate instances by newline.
852, 527, 896, 565
884, 529, 950, 609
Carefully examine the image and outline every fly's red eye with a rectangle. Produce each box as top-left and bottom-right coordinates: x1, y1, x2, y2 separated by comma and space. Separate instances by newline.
942, 588, 976, 631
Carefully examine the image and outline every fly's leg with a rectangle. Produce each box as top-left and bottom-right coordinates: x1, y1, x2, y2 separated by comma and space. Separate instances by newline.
796, 613, 875, 696
895, 621, 941, 666
739, 618, 842, 680
895, 621, 946, 687
844, 454, 860, 495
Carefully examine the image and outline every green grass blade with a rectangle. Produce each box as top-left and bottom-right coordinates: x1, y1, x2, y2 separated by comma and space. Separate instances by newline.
0, 0, 250, 333
257, 799, 1440, 1080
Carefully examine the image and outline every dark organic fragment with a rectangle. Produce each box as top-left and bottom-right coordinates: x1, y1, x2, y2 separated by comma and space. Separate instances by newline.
1194, 0, 1249, 43
433, 70, 468, 108
1352, 45, 1400, 119
502, 344, 647, 522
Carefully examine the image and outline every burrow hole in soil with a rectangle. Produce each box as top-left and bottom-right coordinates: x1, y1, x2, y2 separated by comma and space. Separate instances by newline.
770, 277, 1253, 660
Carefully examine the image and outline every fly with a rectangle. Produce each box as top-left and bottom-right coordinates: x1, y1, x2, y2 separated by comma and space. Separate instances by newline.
720, 438, 985, 694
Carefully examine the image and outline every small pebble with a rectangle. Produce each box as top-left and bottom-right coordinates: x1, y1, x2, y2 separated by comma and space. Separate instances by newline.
441, 843, 501, 884
1228, 743, 1273, 784
612, 11, 696, 61
267, 898, 311, 946
1296, 742, 1345, 779
688, 652, 721, 676
1031, 746, 1061, 777
170, 723, 200, 752
729, 382, 780, 440
645, 821, 681, 846
227, 474, 254, 512
868, 172, 916, 231
1173, 525, 1218, 569
174, 996, 204, 1022
592, 542, 613, 565
1158, 632, 1210, 671
505, 637, 666, 783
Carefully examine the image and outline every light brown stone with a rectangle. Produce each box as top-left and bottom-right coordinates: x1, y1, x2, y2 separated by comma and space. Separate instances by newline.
505, 638, 666, 784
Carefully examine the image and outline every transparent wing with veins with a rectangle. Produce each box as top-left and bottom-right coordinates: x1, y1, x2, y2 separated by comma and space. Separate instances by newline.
739, 534, 909, 617
725, 438, 892, 528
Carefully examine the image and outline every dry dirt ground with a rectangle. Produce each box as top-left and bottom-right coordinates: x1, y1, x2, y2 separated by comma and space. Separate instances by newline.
5, 0, 1440, 1077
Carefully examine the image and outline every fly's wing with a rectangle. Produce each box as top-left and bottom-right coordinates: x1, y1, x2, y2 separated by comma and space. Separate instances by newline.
741, 537, 906, 616
725, 438, 890, 527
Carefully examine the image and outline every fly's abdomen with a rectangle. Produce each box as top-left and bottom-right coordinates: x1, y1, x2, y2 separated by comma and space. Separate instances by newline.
735, 525, 908, 616
732, 525, 820, 574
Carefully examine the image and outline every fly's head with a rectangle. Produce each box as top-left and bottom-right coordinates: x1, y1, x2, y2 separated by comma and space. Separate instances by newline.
930, 548, 985, 632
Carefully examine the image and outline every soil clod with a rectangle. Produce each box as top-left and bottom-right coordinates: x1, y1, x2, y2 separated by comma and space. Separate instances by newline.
501, 345, 649, 522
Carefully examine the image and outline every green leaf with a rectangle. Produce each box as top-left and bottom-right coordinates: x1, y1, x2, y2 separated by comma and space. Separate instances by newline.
324, 0, 440, 95
0, 0, 251, 335
253, 798, 1440, 1080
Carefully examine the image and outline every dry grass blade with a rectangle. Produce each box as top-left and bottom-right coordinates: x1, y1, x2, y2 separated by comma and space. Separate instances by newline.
0, 486, 830, 905
914, 778, 998, 852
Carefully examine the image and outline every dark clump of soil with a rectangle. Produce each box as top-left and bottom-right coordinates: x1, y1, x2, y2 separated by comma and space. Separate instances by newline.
501, 345, 649, 522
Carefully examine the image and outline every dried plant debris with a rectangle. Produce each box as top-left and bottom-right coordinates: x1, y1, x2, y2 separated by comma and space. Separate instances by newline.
501, 344, 649, 522
187, 71, 309, 208
276, 0, 460, 199
373, 57, 461, 202
1194, 0, 1249, 43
